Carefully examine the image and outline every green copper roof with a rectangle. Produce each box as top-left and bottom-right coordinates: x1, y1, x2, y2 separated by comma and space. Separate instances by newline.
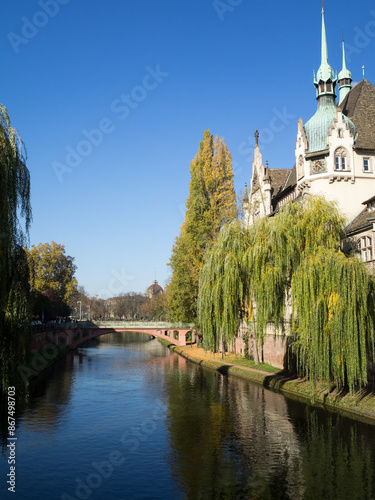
338, 40, 351, 81
304, 96, 356, 153
315, 9, 335, 85
305, 8, 355, 152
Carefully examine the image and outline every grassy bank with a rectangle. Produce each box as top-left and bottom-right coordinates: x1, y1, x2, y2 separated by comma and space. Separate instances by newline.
159, 340, 375, 426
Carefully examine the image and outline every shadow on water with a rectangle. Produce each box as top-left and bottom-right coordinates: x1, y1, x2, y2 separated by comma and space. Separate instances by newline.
0, 349, 84, 455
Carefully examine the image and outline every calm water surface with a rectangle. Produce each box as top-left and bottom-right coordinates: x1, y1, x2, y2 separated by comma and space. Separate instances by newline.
1, 332, 375, 499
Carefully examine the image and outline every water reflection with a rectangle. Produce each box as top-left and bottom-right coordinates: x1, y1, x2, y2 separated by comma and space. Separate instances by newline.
0, 333, 374, 500
164, 361, 375, 500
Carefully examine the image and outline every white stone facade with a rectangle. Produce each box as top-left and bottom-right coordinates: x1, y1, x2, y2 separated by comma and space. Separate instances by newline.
296, 108, 375, 223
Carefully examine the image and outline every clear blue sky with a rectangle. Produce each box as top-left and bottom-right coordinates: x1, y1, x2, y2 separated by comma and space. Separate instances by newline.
2, 0, 375, 298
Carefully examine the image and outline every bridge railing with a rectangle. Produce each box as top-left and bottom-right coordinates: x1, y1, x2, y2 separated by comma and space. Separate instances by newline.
92, 321, 195, 329
33, 321, 195, 331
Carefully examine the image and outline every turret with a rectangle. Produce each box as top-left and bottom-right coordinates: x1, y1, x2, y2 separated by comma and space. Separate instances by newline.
313, 8, 337, 100
338, 39, 352, 104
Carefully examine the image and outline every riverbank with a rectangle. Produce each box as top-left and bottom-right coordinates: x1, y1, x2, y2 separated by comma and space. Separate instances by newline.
160, 340, 375, 426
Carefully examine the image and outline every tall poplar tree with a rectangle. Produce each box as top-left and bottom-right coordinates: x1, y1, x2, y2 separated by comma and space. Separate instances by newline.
0, 104, 32, 387
168, 130, 236, 322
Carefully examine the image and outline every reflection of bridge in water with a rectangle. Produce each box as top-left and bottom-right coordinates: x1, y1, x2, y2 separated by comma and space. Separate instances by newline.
50, 321, 196, 348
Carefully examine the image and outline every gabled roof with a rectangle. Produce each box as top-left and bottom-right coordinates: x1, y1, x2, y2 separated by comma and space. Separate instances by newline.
346, 207, 373, 234
281, 164, 297, 193
269, 169, 290, 197
251, 168, 260, 193
340, 79, 375, 150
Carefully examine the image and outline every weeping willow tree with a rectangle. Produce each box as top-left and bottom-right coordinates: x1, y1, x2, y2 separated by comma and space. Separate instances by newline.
243, 195, 346, 341
198, 195, 375, 392
0, 104, 32, 388
292, 248, 374, 393
198, 222, 248, 354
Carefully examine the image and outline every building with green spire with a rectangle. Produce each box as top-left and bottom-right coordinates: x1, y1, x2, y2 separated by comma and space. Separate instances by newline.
246, 6, 375, 240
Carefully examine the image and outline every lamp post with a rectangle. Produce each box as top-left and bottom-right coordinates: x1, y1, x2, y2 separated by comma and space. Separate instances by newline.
87, 305, 90, 321
77, 301, 82, 321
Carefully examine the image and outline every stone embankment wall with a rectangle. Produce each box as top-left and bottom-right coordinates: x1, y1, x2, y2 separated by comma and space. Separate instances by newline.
232, 323, 290, 370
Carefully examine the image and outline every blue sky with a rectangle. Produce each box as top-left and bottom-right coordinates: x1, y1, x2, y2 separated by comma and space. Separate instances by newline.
2, 0, 375, 298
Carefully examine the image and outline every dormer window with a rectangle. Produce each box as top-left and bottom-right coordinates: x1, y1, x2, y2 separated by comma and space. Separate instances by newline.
338, 129, 343, 138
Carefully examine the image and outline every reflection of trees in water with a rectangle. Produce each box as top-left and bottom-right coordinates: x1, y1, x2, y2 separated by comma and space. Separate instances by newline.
85, 331, 154, 347
295, 409, 374, 500
163, 361, 375, 500
164, 366, 240, 499
163, 364, 303, 499
1, 351, 77, 453
222, 378, 305, 499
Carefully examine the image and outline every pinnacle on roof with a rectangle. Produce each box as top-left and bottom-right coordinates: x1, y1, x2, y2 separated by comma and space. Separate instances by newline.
316, 9, 335, 82
338, 39, 351, 81
314, 8, 336, 98
243, 183, 248, 203
338, 38, 352, 104
304, 7, 356, 153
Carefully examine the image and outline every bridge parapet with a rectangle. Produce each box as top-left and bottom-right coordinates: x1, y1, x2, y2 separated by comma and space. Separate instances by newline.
53, 321, 195, 330
42, 322, 196, 349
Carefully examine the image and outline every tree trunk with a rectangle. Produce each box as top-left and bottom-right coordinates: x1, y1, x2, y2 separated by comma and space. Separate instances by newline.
252, 317, 260, 365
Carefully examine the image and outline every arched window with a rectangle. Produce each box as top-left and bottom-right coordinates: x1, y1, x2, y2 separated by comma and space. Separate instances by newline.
334, 147, 349, 171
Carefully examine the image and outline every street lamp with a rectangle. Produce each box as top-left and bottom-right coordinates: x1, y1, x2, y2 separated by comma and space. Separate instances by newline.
87, 305, 90, 321
77, 301, 82, 321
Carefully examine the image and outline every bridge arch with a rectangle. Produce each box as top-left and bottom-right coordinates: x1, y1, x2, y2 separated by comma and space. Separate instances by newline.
48, 321, 196, 349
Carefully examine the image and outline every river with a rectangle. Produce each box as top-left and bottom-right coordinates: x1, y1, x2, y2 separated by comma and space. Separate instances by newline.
1, 332, 375, 499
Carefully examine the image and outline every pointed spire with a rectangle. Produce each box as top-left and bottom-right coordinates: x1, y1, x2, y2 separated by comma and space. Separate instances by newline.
338, 37, 352, 104
264, 161, 270, 182
243, 183, 248, 203
339, 38, 350, 76
363, 62, 366, 80
321, 5, 329, 67
315, 7, 336, 98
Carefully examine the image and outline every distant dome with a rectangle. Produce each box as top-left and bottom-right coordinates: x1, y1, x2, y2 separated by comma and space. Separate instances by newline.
146, 280, 164, 298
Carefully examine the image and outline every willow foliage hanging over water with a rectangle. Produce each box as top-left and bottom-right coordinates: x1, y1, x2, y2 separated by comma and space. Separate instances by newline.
292, 248, 374, 393
198, 195, 375, 392
198, 222, 248, 352
0, 104, 32, 388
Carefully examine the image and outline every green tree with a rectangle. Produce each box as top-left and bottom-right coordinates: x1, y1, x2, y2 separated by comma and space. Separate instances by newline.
27, 241, 78, 319
141, 293, 168, 321
168, 130, 236, 322
198, 195, 375, 392
0, 104, 32, 387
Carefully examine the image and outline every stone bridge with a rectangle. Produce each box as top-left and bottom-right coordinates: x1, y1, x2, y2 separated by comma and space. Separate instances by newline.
38, 321, 196, 349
